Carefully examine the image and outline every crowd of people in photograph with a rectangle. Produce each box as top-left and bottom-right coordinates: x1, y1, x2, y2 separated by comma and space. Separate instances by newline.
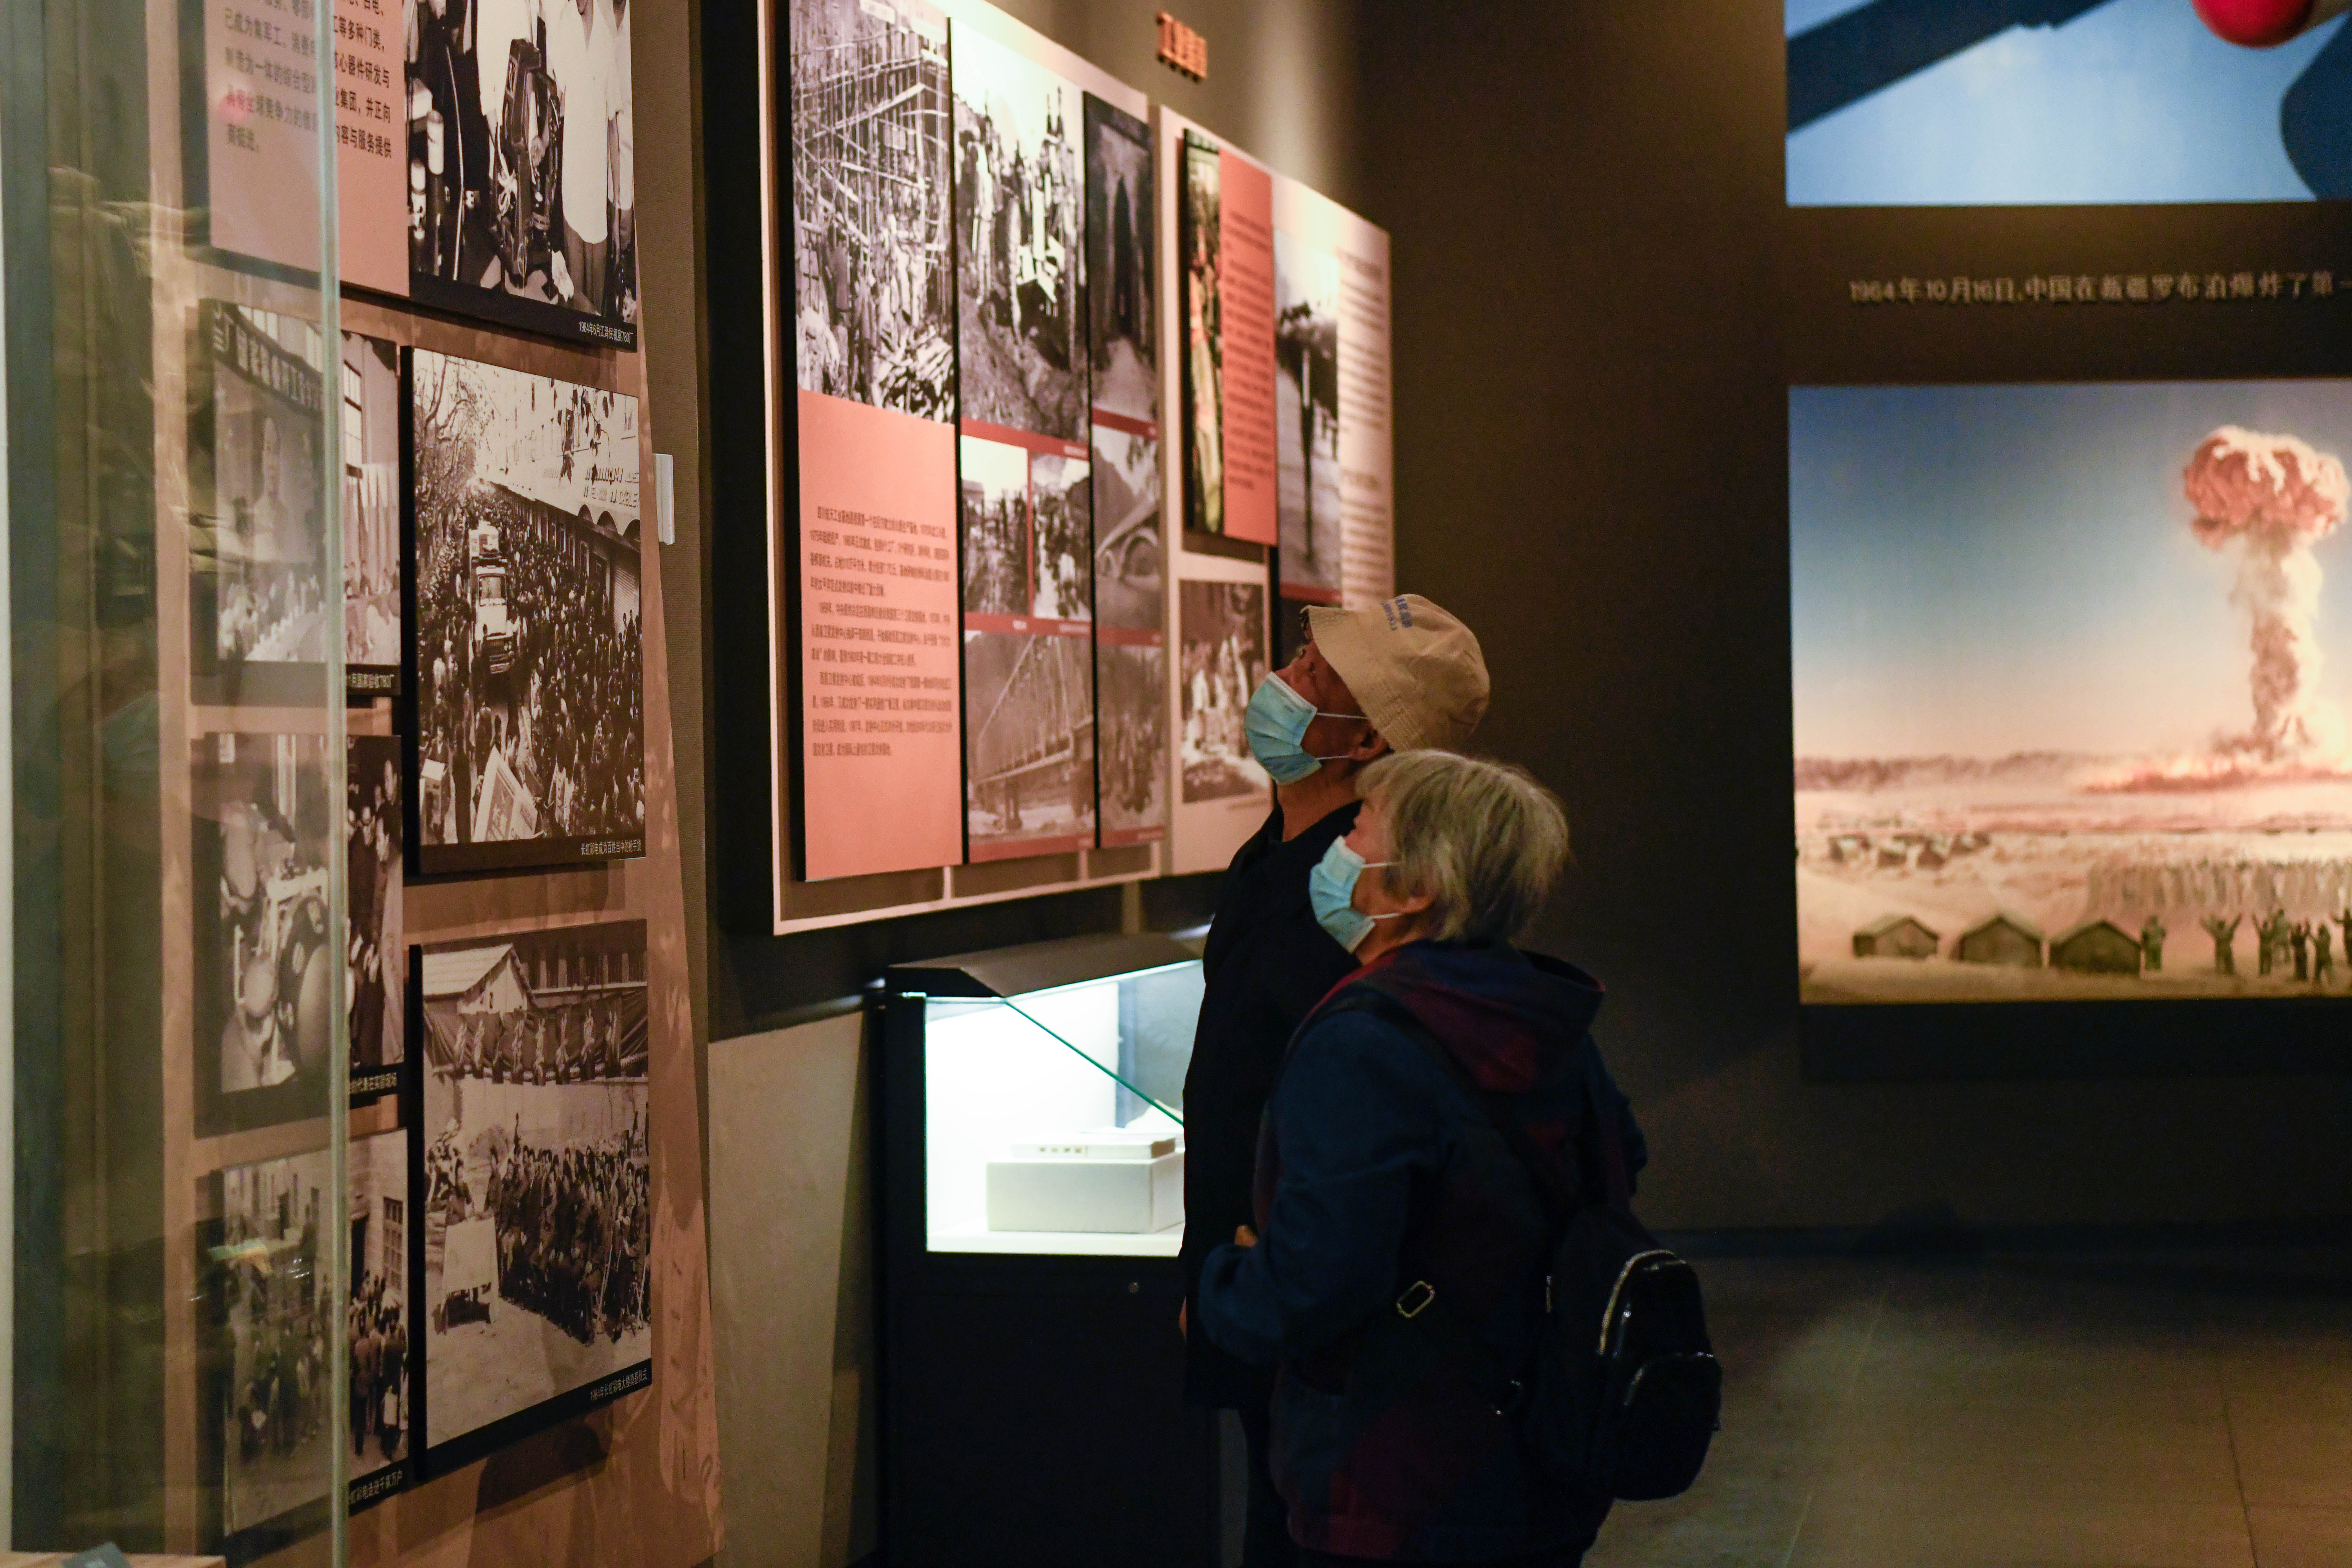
485, 1127, 651, 1347
1031, 468, 1090, 621
348, 1269, 409, 1465
430, 991, 650, 1085
419, 481, 644, 844
222, 1190, 326, 1466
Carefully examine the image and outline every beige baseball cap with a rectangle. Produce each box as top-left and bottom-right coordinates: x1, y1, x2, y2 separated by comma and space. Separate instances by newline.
1307, 594, 1490, 753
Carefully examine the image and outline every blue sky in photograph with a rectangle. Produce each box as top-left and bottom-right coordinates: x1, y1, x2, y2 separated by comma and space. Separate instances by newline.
1786, 0, 2340, 205
1791, 382, 2352, 759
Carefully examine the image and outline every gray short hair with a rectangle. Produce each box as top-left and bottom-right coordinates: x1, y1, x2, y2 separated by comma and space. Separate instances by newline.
1356, 751, 1569, 945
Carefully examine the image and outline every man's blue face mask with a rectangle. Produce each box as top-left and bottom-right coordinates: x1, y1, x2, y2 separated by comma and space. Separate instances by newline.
1309, 837, 1401, 953
1243, 673, 1362, 786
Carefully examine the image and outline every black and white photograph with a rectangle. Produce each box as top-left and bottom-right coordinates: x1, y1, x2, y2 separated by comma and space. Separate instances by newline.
1179, 580, 1270, 802
790, 0, 954, 421
960, 433, 1030, 619
1030, 451, 1093, 622
214, 1145, 331, 1550
410, 351, 646, 875
349, 735, 404, 1101
960, 434, 1092, 623
191, 301, 329, 705
1275, 231, 1342, 604
963, 628, 1097, 859
1181, 133, 1224, 537
407, 0, 639, 346
345, 333, 403, 694
195, 732, 336, 1136
954, 26, 1085, 443
348, 1127, 413, 1507
1097, 642, 1167, 845
1092, 424, 1167, 844
419, 921, 652, 1462
1084, 95, 1155, 429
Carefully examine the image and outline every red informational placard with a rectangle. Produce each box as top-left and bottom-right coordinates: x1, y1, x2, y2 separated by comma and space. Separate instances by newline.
1216, 149, 1279, 545
797, 390, 964, 880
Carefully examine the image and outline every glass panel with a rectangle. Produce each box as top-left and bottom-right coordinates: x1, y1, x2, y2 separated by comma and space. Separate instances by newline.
3, 0, 347, 1550
923, 960, 1204, 1257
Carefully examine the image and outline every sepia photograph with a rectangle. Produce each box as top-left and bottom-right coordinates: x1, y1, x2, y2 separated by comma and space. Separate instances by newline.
1097, 642, 1167, 844
1787, 0, 2351, 205
1181, 133, 1224, 535
1179, 580, 1270, 802
960, 433, 1030, 619
216, 1145, 331, 1545
420, 921, 652, 1459
963, 628, 1096, 858
191, 302, 328, 704
411, 351, 645, 874
407, 0, 639, 345
1275, 231, 1342, 605
344, 332, 403, 692
349, 735, 404, 1100
791, 0, 955, 420
1093, 423, 1166, 845
953, 26, 1085, 442
348, 1127, 413, 1505
1085, 95, 1156, 428
1795, 380, 2352, 1004
960, 434, 1092, 623
195, 732, 335, 1135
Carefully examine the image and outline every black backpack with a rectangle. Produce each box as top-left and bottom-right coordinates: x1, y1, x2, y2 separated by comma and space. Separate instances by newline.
1339, 989, 1721, 1503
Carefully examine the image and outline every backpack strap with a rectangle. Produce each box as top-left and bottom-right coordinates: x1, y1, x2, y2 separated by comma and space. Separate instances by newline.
1328, 986, 1621, 1223
1315, 986, 1595, 1407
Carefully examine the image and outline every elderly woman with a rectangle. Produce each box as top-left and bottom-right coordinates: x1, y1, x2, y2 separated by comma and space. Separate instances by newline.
1195, 750, 1645, 1568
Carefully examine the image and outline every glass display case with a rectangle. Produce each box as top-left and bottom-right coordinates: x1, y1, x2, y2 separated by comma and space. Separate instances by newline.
878, 933, 1223, 1568
895, 935, 1204, 1256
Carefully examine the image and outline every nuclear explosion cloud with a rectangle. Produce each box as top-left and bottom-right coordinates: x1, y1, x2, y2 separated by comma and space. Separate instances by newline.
2091, 426, 2351, 793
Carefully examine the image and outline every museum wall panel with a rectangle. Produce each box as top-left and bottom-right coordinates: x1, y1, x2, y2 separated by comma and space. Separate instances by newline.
689, 0, 1376, 1039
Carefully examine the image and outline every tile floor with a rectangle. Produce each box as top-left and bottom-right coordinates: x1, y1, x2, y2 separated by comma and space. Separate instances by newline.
1583, 1249, 2352, 1568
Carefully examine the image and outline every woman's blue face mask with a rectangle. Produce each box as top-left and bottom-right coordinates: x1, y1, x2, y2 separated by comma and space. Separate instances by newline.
1310, 837, 1400, 953
1244, 673, 1362, 785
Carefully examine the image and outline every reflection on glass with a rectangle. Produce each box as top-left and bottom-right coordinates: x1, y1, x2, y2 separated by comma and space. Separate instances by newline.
4, 0, 346, 1550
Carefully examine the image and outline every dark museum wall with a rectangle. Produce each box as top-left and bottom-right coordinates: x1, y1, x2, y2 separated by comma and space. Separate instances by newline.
1354, 1, 2352, 1233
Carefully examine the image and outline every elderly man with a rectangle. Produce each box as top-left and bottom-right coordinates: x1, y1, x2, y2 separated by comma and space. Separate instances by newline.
1180, 594, 1490, 1568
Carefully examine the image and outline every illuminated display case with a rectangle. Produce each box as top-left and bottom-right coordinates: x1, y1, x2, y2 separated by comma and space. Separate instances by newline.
879, 933, 1222, 1568
913, 939, 1201, 1255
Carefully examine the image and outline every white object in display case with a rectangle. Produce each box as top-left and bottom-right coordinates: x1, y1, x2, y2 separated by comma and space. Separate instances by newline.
986, 1140, 1184, 1234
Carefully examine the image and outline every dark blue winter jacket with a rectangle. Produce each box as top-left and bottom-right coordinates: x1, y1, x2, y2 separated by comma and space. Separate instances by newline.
1196, 940, 1645, 1561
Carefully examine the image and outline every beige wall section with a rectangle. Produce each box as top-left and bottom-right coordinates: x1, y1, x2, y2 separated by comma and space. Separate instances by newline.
708, 1012, 879, 1568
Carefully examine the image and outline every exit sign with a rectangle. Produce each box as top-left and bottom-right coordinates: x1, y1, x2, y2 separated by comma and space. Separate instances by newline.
1156, 12, 1206, 81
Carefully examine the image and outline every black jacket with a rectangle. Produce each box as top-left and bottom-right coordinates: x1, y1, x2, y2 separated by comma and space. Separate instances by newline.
1180, 802, 1362, 1407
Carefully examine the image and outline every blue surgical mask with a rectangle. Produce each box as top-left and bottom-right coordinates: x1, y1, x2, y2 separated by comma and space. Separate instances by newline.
1310, 837, 1400, 953
1244, 674, 1360, 785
